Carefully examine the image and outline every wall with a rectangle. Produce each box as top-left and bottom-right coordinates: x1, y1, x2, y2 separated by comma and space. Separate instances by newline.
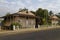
3, 16, 35, 30
14, 16, 35, 28
52, 20, 58, 25
0, 21, 2, 30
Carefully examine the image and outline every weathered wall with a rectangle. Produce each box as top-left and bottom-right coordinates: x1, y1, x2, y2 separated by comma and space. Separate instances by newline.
3, 16, 35, 28
14, 16, 35, 28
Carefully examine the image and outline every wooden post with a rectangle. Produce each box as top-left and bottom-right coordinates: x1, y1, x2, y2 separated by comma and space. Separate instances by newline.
52, 21, 53, 27
26, 16, 28, 28
0, 21, 1, 30
10, 16, 11, 30
13, 16, 16, 30
12, 15, 15, 23
10, 16, 11, 24
25, 16, 26, 27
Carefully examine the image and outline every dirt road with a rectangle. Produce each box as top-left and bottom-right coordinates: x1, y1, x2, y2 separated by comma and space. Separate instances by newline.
0, 28, 60, 40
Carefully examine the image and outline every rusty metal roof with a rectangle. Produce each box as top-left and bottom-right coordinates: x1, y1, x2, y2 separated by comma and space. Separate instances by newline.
1, 11, 36, 18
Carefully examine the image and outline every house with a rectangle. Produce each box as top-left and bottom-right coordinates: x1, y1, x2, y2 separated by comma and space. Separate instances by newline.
0, 17, 4, 30
1, 10, 36, 30
0, 20, 1, 30
51, 15, 59, 26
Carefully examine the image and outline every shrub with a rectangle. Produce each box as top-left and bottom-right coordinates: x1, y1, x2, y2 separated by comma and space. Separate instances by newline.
11, 22, 22, 27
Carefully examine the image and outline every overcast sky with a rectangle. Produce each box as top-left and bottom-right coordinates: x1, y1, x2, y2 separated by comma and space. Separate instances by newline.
0, 0, 60, 17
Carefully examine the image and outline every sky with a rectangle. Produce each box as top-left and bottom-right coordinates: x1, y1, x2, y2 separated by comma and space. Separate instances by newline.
0, 0, 60, 17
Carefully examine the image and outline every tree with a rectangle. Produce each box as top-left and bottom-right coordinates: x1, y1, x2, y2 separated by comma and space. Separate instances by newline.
5, 12, 10, 16
1, 12, 11, 27
36, 8, 43, 17
36, 8, 43, 25
35, 8, 49, 25
19, 8, 28, 12
43, 9, 49, 25
48, 11, 54, 25
49, 11, 53, 16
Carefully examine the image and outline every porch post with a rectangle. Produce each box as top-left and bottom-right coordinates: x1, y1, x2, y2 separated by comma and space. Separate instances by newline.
52, 21, 53, 27
13, 16, 15, 30
0, 21, 1, 30
13, 16, 14, 23
25, 16, 26, 27
9, 16, 11, 30
5, 16, 8, 30
10, 16, 12, 26
26, 16, 29, 28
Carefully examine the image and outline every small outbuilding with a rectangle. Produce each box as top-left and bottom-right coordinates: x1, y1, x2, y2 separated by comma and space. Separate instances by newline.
51, 15, 59, 26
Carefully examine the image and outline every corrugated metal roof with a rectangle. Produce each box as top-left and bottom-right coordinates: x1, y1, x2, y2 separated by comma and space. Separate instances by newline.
1, 11, 36, 18
51, 15, 58, 19
17, 11, 35, 16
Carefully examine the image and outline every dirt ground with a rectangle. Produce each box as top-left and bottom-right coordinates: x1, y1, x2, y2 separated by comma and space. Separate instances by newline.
0, 28, 60, 40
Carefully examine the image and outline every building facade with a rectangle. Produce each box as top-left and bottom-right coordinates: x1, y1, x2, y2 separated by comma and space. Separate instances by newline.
51, 15, 59, 26
0, 18, 4, 30
1, 10, 36, 30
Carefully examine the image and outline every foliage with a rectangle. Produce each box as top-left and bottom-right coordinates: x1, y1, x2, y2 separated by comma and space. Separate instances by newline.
47, 11, 54, 25
11, 22, 22, 27
5, 12, 10, 16
35, 8, 49, 25
49, 11, 53, 16
19, 8, 28, 12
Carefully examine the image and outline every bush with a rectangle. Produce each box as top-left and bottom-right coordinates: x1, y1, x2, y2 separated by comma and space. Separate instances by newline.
11, 22, 22, 27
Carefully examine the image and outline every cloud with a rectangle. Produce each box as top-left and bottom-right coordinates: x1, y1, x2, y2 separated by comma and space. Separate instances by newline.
38, 0, 47, 2
0, 0, 60, 16
25, 0, 32, 4
36, 0, 60, 13
0, 0, 26, 17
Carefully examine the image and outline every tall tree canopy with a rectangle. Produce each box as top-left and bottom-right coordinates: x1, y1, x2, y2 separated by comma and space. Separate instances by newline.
49, 11, 53, 16
35, 8, 49, 25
